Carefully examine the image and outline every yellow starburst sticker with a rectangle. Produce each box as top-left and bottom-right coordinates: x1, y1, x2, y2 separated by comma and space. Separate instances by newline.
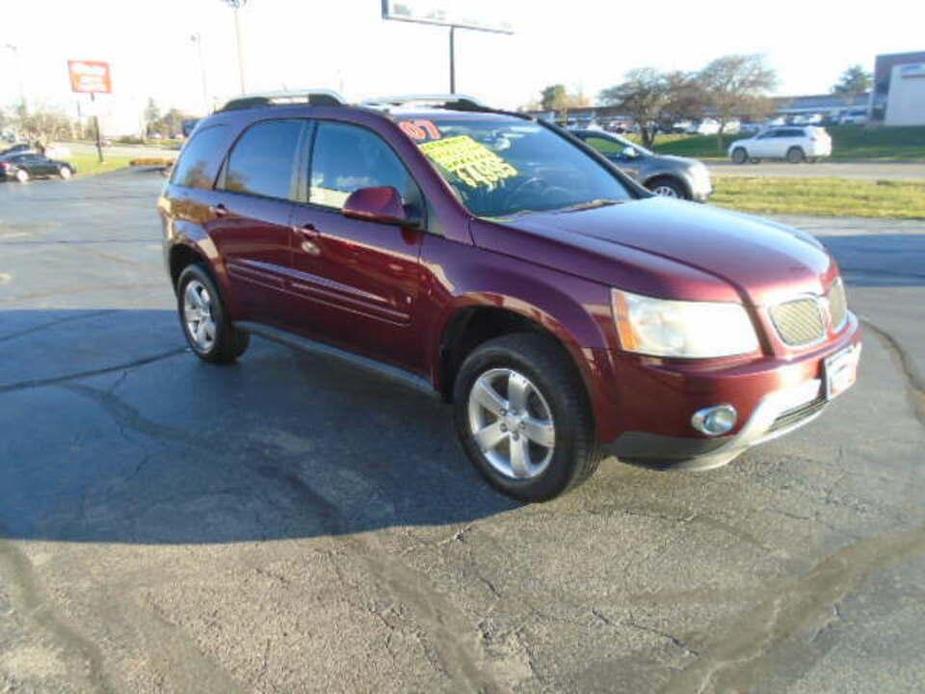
420, 135, 518, 189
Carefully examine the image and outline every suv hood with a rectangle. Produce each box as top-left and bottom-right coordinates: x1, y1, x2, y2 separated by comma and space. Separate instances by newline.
473, 198, 836, 306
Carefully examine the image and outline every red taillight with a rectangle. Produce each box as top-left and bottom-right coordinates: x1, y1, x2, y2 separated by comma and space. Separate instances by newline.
0, 162, 8, 171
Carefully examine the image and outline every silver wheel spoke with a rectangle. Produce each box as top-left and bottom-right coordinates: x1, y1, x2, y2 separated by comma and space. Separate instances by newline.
185, 284, 202, 310
467, 367, 556, 481
474, 421, 507, 452
195, 321, 209, 345
509, 436, 530, 478
507, 373, 529, 412
522, 417, 555, 447
472, 379, 507, 416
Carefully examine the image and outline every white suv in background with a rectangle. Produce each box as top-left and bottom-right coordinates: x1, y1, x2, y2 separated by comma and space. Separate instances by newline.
728, 126, 832, 164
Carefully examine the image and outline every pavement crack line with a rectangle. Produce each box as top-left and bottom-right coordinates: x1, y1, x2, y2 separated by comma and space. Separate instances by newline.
861, 317, 925, 428
0, 347, 187, 395
0, 310, 116, 344
0, 534, 116, 693
60, 382, 504, 692
660, 524, 925, 694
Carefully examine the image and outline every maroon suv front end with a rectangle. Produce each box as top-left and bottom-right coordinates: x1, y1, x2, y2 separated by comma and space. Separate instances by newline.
473, 197, 861, 470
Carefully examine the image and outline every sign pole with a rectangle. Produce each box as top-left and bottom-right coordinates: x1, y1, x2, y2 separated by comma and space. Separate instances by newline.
91, 93, 103, 163
449, 25, 456, 94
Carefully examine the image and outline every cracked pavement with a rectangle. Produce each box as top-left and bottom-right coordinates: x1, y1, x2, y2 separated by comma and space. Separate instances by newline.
1, 171, 924, 692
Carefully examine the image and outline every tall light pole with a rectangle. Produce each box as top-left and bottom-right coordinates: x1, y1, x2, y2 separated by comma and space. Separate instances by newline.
190, 33, 210, 113
4, 43, 26, 114
222, 0, 247, 94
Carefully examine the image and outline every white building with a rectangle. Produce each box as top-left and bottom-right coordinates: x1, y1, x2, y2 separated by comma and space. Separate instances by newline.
884, 62, 925, 126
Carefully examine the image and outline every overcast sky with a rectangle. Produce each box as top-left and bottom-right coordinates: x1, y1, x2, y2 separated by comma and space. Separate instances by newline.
2, 0, 922, 124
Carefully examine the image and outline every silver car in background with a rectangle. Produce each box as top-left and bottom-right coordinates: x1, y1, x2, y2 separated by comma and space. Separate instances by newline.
572, 129, 713, 201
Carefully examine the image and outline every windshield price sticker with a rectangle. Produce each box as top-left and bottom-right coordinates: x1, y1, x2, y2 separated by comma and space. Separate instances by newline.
420, 135, 518, 189
399, 120, 442, 141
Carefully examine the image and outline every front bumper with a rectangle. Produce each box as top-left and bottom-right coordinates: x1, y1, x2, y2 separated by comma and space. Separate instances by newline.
602, 315, 861, 470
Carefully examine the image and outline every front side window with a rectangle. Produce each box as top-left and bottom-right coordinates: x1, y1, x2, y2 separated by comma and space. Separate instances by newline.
403, 115, 633, 218
223, 119, 304, 199
309, 122, 419, 211
171, 125, 227, 189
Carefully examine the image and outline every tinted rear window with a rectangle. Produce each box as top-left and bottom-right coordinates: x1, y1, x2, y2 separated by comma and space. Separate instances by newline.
171, 125, 228, 189
223, 119, 304, 199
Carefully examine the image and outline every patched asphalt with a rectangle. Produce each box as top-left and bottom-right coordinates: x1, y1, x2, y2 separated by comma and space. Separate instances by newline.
1, 170, 923, 693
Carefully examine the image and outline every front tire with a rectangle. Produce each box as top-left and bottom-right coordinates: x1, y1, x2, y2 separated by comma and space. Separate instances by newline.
453, 334, 600, 502
176, 263, 249, 364
786, 146, 805, 163
647, 177, 687, 199
731, 147, 748, 164
58, 165, 73, 180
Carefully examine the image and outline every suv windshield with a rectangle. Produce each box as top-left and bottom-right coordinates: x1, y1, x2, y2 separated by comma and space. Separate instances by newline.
402, 115, 633, 217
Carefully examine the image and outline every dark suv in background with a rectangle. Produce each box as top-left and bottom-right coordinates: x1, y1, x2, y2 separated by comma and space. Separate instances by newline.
158, 91, 861, 502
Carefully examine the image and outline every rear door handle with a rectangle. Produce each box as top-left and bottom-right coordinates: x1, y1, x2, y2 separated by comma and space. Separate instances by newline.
210, 203, 228, 218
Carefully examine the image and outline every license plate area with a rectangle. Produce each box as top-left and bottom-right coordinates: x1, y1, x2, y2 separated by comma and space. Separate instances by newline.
825, 343, 861, 400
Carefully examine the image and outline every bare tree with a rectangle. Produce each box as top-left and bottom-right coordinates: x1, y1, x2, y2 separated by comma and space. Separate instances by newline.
655, 71, 707, 135
699, 54, 777, 151
599, 68, 671, 148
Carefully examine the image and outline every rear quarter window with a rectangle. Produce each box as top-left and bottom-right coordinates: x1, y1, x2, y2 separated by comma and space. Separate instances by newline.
171, 124, 229, 189
221, 119, 304, 200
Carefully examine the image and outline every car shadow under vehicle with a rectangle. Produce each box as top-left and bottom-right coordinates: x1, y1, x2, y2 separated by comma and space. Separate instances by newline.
0, 309, 518, 545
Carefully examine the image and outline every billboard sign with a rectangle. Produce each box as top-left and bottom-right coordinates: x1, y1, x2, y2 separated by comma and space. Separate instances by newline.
381, 0, 513, 33
67, 60, 112, 94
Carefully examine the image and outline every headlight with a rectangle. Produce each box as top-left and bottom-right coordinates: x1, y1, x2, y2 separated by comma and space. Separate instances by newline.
611, 289, 759, 358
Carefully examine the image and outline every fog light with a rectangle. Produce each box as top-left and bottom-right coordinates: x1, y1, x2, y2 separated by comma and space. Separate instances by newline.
691, 404, 737, 436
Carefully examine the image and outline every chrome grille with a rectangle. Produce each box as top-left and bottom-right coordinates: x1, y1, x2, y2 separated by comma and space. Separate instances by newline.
827, 279, 847, 331
770, 298, 825, 346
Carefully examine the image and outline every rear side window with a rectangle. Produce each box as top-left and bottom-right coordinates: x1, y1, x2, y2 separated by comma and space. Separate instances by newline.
171, 125, 228, 189
223, 119, 304, 199
309, 122, 419, 210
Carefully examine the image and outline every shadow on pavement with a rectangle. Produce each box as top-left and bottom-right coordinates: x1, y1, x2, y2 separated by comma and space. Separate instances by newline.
0, 309, 518, 545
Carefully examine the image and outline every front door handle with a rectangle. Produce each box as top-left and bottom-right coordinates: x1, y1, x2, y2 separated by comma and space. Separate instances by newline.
209, 203, 228, 218
294, 223, 321, 256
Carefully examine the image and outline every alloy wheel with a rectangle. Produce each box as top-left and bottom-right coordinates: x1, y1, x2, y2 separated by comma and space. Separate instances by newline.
467, 368, 556, 480
183, 279, 216, 351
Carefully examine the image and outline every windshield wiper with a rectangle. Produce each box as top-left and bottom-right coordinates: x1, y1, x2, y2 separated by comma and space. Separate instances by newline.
553, 199, 622, 213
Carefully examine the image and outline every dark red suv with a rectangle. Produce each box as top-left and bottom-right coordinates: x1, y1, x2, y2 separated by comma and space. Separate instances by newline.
158, 92, 861, 501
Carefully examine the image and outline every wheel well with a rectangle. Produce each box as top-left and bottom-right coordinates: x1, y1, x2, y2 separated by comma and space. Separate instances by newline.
437, 307, 582, 402
168, 244, 206, 289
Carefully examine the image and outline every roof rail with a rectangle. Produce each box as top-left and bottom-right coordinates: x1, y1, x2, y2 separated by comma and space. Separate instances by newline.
361, 94, 488, 111
219, 89, 346, 112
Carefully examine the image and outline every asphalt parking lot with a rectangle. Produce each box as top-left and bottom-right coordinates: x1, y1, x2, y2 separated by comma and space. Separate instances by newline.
1, 171, 924, 693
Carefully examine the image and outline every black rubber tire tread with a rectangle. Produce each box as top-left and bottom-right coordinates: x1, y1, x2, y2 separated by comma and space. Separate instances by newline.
453, 332, 601, 502
786, 146, 805, 163
176, 263, 249, 364
732, 148, 748, 164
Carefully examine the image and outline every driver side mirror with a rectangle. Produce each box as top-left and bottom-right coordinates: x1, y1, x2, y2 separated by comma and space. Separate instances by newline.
342, 186, 411, 226
621, 145, 638, 159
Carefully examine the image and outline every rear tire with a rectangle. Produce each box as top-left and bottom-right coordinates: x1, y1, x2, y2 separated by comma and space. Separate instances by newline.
453, 333, 600, 502
14, 169, 28, 183
731, 147, 748, 164
58, 165, 73, 180
176, 263, 249, 364
786, 147, 805, 163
